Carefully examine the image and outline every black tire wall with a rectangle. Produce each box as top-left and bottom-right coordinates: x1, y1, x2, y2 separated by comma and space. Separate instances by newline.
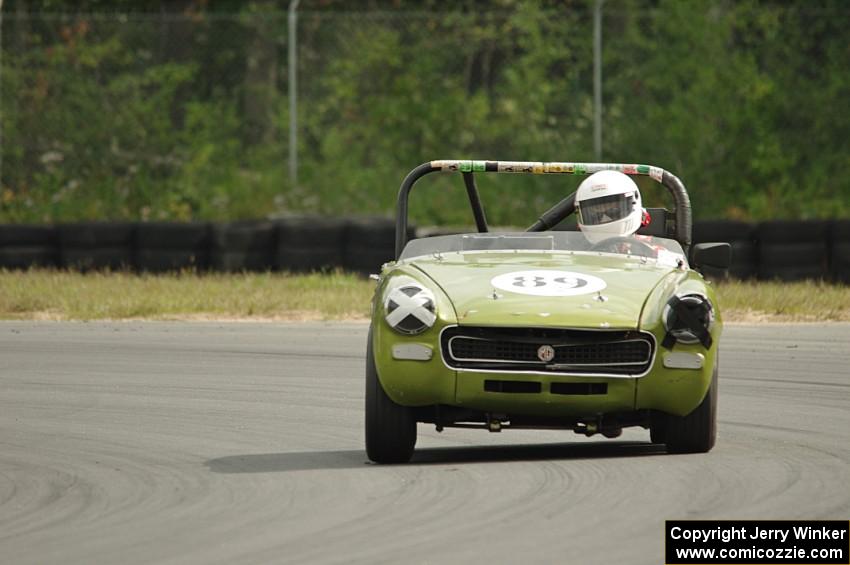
757, 220, 830, 281
0, 224, 58, 268
343, 217, 415, 274
1, 218, 848, 281
136, 222, 211, 272
58, 222, 136, 270
692, 220, 757, 280
211, 221, 276, 272
830, 220, 850, 284
275, 217, 346, 272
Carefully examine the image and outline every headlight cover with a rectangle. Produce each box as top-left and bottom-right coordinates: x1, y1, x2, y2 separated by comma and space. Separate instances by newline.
384, 278, 437, 335
661, 293, 714, 349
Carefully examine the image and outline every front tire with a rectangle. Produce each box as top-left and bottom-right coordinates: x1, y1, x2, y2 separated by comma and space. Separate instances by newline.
365, 328, 417, 463
664, 364, 718, 454
649, 412, 667, 444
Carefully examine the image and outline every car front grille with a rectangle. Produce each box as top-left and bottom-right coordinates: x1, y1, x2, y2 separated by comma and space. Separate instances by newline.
442, 326, 654, 376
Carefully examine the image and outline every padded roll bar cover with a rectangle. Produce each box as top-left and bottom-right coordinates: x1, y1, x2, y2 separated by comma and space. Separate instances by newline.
661, 170, 692, 250
396, 162, 438, 258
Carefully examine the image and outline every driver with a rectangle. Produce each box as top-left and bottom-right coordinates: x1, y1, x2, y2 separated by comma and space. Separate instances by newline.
575, 170, 649, 246
575, 170, 685, 266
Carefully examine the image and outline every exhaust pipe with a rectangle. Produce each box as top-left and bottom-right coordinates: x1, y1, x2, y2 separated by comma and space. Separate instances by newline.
575, 417, 622, 438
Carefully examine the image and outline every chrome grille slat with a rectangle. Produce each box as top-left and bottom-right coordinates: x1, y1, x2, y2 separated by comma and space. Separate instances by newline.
441, 327, 655, 376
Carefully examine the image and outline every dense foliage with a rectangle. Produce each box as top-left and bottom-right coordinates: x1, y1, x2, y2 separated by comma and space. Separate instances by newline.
2, 0, 849, 225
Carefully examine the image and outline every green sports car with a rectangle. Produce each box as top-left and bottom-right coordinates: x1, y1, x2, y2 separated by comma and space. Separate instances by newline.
365, 160, 731, 463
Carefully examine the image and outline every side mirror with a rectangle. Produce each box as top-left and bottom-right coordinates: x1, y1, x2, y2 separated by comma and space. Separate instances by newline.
691, 242, 731, 270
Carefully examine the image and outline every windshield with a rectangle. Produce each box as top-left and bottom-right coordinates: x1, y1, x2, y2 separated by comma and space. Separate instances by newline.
401, 231, 687, 267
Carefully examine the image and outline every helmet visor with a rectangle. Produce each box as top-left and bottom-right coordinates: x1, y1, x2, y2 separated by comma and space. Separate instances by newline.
578, 193, 635, 226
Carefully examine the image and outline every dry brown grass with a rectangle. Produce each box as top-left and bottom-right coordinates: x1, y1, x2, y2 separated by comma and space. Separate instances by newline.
0, 269, 374, 321
715, 280, 850, 322
1, 270, 848, 323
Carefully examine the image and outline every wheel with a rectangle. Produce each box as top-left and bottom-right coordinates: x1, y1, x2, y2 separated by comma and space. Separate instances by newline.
649, 412, 667, 444
589, 236, 656, 257
365, 328, 417, 463
664, 363, 718, 454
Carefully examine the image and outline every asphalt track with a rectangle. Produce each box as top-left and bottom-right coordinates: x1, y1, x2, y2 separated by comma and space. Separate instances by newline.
1, 322, 848, 565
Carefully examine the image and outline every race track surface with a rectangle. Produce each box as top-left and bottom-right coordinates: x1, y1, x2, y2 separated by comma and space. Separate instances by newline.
1, 322, 848, 564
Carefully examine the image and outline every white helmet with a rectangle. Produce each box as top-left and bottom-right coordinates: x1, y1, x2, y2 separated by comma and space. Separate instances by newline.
575, 170, 645, 244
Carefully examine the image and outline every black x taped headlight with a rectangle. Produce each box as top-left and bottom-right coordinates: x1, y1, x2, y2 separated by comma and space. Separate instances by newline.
384, 279, 437, 335
662, 293, 715, 348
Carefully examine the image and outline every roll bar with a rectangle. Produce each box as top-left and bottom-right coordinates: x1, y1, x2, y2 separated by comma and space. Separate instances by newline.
395, 160, 692, 259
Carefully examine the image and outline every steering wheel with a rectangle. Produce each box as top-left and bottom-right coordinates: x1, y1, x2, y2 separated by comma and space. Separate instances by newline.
590, 236, 657, 258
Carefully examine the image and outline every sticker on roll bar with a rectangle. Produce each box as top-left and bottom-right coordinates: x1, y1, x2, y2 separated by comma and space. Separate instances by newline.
430, 160, 666, 181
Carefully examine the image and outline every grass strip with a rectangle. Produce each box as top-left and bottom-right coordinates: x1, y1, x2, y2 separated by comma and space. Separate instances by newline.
714, 279, 850, 322
0, 270, 848, 322
0, 269, 374, 321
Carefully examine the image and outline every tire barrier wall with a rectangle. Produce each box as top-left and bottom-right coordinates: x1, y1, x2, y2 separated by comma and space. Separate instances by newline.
831, 220, 850, 284
276, 217, 347, 272
212, 221, 275, 272
136, 222, 211, 273
692, 220, 757, 280
59, 222, 136, 271
0, 218, 847, 281
756, 220, 830, 282
0, 224, 58, 269
343, 217, 416, 274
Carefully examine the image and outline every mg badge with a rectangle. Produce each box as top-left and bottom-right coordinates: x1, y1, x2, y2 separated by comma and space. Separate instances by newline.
537, 345, 555, 363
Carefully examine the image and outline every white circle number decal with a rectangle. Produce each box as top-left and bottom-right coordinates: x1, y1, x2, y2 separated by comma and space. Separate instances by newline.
490, 270, 606, 297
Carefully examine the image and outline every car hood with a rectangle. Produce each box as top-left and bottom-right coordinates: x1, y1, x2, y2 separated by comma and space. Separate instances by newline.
409, 251, 678, 329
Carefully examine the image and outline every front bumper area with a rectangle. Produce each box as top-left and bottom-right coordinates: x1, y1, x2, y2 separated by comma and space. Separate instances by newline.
453, 369, 636, 418
373, 319, 716, 420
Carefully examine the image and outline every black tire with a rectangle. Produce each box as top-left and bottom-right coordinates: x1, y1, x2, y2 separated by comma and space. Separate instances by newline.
136, 249, 207, 273
758, 243, 829, 281
61, 247, 134, 271
365, 328, 416, 464
343, 217, 396, 274
692, 220, 754, 244
136, 222, 211, 249
649, 412, 667, 444
58, 222, 136, 247
832, 241, 850, 284
757, 220, 830, 281
211, 221, 276, 251
211, 250, 274, 272
833, 219, 850, 240
664, 364, 718, 454
0, 245, 58, 269
275, 217, 345, 272
757, 219, 829, 244
728, 240, 757, 280
830, 221, 850, 283
693, 220, 757, 281
0, 224, 57, 246
210, 222, 275, 272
